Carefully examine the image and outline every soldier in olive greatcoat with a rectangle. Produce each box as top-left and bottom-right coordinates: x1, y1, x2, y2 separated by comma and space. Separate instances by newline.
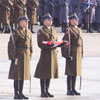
34, 13, 59, 98
9, 0, 15, 31
13, 0, 27, 29
0, 0, 11, 33
8, 16, 33, 99
27, 0, 39, 33
61, 13, 83, 96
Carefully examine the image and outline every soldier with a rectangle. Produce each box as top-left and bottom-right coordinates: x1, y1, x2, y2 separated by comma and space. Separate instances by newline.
0, 0, 11, 33
59, 0, 70, 33
84, 0, 97, 33
38, 0, 45, 25
13, 0, 27, 29
95, 0, 100, 32
34, 13, 59, 98
52, 0, 60, 27
70, 0, 84, 28
8, 16, 33, 99
9, 0, 15, 31
44, 0, 53, 16
27, 0, 39, 33
61, 13, 83, 95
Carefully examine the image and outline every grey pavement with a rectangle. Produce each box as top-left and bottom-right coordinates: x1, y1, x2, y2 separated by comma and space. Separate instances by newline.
0, 26, 100, 100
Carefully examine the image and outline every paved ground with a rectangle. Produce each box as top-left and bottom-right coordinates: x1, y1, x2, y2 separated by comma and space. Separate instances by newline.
0, 26, 100, 100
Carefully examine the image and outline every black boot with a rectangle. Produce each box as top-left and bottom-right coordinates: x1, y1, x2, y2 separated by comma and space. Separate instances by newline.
67, 76, 74, 95
46, 79, 54, 97
14, 80, 22, 99
72, 76, 80, 95
0, 23, 2, 31
40, 79, 48, 97
4, 25, 10, 33
97, 23, 100, 33
89, 23, 93, 33
10, 23, 14, 32
61, 23, 68, 33
19, 80, 29, 99
61, 23, 65, 33
31, 25, 35, 33
39, 17, 43, 26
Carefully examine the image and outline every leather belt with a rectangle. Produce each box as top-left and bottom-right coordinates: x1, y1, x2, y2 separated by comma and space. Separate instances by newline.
17, 46, 30, 49
72, 44, 82, 47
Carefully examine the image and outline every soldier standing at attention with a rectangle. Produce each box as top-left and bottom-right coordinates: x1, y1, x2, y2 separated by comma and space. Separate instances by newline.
1, 0, 11, 33
95, 0, 100, 32
59, 0, 70, 33
69, 0, 84, 28
52, 0, 60, 27
34, 13, 59, 98
9, 0, 15, 31
27, 0, 39, 33
44, 0, 53, 16
13, 0, 27, 29
61, 13, 83, 96
84, 0, 97, 33
8, 16, 33, 99
38, 0, 45, 25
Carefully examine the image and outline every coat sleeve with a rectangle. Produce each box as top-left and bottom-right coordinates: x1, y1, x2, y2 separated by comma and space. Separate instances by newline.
61, 31, 69, 58
8, 31, 19, 60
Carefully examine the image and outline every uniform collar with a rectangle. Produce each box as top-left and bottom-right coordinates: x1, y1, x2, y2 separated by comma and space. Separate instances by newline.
18, 25, 27, 31
43, 25, 52, 30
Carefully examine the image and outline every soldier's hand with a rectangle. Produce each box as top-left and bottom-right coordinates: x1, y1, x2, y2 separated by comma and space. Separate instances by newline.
50, 43, 55, 46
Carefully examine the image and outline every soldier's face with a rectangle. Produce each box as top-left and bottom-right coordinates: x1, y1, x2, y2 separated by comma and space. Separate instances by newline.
70, 19, 78, 26
43, 19, 53, 27
19, 20, 28, 28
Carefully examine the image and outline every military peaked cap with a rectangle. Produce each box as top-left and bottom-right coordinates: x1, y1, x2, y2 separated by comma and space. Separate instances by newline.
42, 13, 53, 21
69, 13, 79, 20
18, 15, 29, 22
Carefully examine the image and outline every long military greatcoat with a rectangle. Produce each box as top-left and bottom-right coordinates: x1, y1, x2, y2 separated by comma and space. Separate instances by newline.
27, 0, 39, 25
70, 0, 83, 24
44, 0, 53, 16
13, 0, 27, 24
52, 0, 60, 19
0, 0, 11, 25
34, 26, 59, 79
58, 0, 69, 24
38, 0, 45, 18
9, 0, 14, 24
8, 26, 33, 80
61, 25, 83, 76
95, 0, 100, 23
